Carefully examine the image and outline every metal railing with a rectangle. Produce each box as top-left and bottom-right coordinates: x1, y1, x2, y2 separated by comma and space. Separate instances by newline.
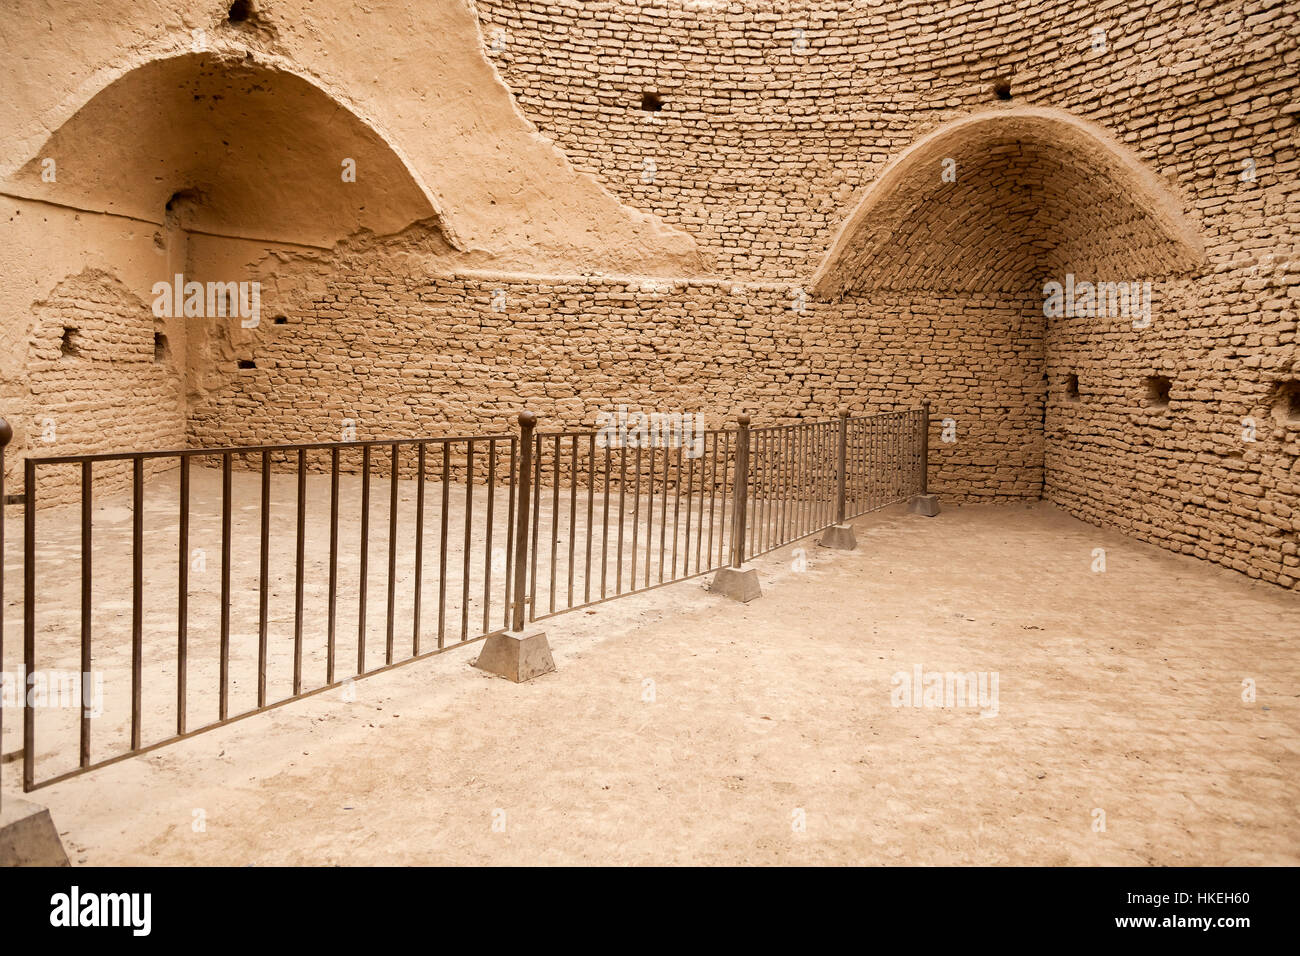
519, 403, 929, 621
0, 402, 929, 791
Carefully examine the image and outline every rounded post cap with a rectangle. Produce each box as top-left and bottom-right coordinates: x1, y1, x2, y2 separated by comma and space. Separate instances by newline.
838, 407, 849, 418
737, 413, 751, 427
517, 410, 538, 429
0, 417, 12, 446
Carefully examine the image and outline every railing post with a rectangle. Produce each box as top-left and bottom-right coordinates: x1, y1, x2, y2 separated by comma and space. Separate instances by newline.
510, 411, 536, 633
819, 409, 858, 550
731, 414, 750, 568
475, 409, 555, 682
836, 408, 848, 525
711, 413, 761, 602
919, 399, 930, 496
908, 399, 941, 517
22, 456, 34, 792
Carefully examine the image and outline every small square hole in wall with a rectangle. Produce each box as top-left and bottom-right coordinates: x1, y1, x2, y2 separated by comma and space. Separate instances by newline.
237, 359, 256, 370
273, 315, 288, 325
1065, 373, 1080, 401
1268, 379, 1300, 424
640, 91, 664, 112
60, 327, 82, 358
1145, 375, 1172, 409
993, 80, 1012, 101
154, 332, 170, 364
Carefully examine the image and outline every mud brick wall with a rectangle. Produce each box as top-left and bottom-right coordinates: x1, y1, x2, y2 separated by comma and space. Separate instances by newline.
185, 264, 1045, 502
4, 270, 185, 503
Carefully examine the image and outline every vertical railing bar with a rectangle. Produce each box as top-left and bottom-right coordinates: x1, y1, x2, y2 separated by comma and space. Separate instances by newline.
600, 443, 611, 600
717, 431, 729, 568
863, 418, 870, 512
385, 444, 399, 665
131, 457, 144, 751
358, 445, 371, 674
692, 433, 704, 573
764, 429, 774, 548
219, 452, 231, 721
764, 431, 774, 552
870, 418, 877, 511
706, 431, 717, 571
810, 424, 817, 534
787, 426, 794, 541
438, 442, 450, 648
671, 442, 683, 579
462, 439, 474, 642
760, 430, 771, 550
614, 444, 625, 596
683, 445, 695, 577
780, 426, 791, 545
920, 400, 931, 499
629, 444, 641, 592
642, 443, 652, 589
23, 459, 36, 790
821, 422, 830, 531
80, 460, 93, 766
796, 426, 804, 538
484, 439, 496, 636
584, 434, 595, 606
293, 448, 306, 695
893, 413, 900, 502
327, 447, 339, 685
176, 456, 187, 738
809, 424, 817, 534
414, 443, 426, 654
656, 443, 668, 585
855, 419, 864, 516
567, 435, 577, 610
257, 451, 270, 708
802, 424, 810, 537
816, 424, 826, 530
792, 425, 800, 538
503, 437, 517, 630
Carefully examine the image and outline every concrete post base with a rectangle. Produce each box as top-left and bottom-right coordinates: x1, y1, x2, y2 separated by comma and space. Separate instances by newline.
909, 494, 941, 517
710, 565, 761, 603
1, 796, 70, 867
818, 523, 858, 550
473, 630, 555, 683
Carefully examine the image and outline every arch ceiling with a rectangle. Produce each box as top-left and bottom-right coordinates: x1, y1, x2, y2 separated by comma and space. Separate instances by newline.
11, 53, 438, 247
811, 107, 1205, 298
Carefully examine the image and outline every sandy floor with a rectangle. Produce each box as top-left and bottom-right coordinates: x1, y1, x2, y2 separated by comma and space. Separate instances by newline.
9, 500, 1300, 865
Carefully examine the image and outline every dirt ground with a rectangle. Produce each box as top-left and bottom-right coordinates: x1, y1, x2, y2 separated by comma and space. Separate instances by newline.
9, 500, 1300, 865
